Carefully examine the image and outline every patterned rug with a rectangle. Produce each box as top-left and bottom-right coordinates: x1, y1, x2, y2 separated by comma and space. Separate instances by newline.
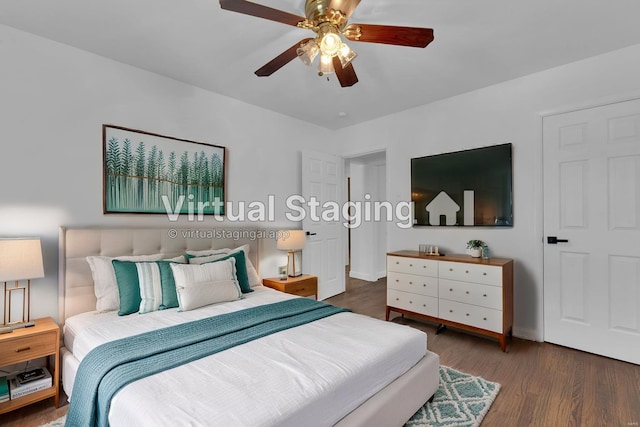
41, 366, 499, 427
405, 366, 501, 427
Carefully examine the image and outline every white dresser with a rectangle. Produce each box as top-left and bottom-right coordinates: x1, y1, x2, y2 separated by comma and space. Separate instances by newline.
386, 251, 514, 351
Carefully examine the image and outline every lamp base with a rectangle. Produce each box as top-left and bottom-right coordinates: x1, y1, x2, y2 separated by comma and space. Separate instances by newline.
286, 251, 303, 277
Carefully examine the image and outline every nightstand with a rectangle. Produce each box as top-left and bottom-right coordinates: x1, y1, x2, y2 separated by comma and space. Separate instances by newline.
0, 317, 60, 414
262, 275, 318, 299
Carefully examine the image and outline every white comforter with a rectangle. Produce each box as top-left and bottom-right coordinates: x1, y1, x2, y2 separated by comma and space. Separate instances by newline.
64, 287, 426, 427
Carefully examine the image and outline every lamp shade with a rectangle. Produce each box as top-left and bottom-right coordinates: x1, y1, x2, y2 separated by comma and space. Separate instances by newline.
0, 238, 45, 282
277, 230, 306, 251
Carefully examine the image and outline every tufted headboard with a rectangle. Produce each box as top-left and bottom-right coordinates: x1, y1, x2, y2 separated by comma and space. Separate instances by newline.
58, 226, 261, 325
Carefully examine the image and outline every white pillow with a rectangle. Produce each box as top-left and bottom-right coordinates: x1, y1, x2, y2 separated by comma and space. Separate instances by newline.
187, 245, 261, 288
171, 259, 243, 311
87, 254, 165, 312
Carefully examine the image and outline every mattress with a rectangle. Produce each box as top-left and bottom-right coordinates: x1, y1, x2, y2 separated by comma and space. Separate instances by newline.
63, 286, 428, 427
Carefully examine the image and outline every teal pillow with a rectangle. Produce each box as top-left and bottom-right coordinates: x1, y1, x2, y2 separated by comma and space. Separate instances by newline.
187, 251, 253, 294
112, 260, 141, 316
112, 260, 180, 316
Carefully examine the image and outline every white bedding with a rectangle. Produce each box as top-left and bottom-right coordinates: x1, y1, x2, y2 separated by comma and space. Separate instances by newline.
64, 286, 427, 427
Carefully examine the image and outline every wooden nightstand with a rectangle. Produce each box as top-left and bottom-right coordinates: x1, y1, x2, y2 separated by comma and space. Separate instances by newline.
0, 317, 60, 414
263, 275, 318, 299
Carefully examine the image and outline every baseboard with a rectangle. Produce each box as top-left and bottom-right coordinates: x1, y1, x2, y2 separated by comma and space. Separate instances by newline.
349, 271, 378, 282
512, 326, 542, 342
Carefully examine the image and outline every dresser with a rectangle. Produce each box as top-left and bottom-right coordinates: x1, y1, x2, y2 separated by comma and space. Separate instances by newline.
386, 251, 513, 351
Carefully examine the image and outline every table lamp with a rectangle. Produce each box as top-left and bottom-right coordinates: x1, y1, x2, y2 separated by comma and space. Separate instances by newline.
0, 238, 45, 325
277, 230, 306, 277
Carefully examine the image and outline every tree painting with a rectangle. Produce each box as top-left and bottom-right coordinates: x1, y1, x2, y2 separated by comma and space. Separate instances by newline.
103, 125, 225, 215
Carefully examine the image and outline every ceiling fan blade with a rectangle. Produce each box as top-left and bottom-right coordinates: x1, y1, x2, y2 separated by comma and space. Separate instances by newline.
255, 38, 313, 77
344, 24, 434, 48
327, 0, 361, 20
220, 0, 305, 27
332, 56, 358, 87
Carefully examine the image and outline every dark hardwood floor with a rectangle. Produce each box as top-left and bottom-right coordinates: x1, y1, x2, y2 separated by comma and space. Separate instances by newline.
2, 274, 639, 427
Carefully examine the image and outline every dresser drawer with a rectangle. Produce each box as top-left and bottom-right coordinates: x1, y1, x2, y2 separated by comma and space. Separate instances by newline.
387, 289, 438, 317
387, 256, 438, 277
0, 331, 57, 366
387, 272, 438, 297
439, 299, 502, 333
439, 279, 502, 310
439, 261, 502, 286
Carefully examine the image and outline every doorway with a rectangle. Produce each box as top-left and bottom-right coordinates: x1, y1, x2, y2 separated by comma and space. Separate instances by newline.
345, 150, 387, 282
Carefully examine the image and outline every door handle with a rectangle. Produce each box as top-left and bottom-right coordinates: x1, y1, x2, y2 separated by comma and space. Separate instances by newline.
305, 231, 317, 236
547, 236, 569, 244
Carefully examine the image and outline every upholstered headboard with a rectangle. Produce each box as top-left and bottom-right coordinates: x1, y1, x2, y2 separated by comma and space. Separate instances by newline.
58, 227, 261, 324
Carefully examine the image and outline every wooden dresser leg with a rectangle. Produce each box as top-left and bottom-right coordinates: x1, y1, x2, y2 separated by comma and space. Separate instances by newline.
385, 306, 390, 321
500, 335, 507, 352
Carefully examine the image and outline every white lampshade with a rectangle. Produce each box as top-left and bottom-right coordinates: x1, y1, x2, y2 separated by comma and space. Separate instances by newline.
277, 230, 306, 251
0, 238, 44, 282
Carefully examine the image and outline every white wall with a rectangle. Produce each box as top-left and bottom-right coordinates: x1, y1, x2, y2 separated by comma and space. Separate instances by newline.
335, 43, 640, 341
0, 25, 334, 322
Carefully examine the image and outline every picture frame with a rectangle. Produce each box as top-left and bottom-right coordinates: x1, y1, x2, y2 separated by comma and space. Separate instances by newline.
103, 125, 226, 215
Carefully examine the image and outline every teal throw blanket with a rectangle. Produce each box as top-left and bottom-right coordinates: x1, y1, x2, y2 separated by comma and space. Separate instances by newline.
65, 298, 348, 427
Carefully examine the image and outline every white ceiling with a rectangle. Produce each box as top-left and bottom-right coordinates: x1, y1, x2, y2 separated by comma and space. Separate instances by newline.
2, 0, 640, 129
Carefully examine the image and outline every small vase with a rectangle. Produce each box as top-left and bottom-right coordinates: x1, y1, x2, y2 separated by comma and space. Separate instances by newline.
469, 248, 482, 258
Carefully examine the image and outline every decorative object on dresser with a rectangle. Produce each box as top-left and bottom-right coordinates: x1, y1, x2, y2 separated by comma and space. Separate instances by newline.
465, 240, 485, 258
103, 124, 226, 215
386, 250, 513, 351
262, 275, 318, 299
0, 317, 60, 414
276, 230, 306, 277
0, 238, 45, 325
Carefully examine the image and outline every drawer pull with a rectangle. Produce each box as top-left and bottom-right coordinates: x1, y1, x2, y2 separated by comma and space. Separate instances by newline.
483, 272, 487, 276
449, 309, 453, 313
409, 281, 413, 285
449, 268, 453, 271
409, 264, 413, 267
423, 304, 426, 307
449, 288, 453, 292
483, 317, 487, 321
466, 313, 470, 316
396, 261, 399, 264
423, 265, 426, 268
483, 294, 487, 297
465, 270, 469, 273
465, 291, 470, 294
422, 284, 426, 287
16, 346, 31, 353
395, 298, 399, 301
395, 279, 399, 282
409, 301, 413, 304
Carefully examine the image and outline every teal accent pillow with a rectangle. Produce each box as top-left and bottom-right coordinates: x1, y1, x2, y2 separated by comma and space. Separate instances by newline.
187, 251, 253, 294
112, 260, 180, 316
112, 260, 141, 316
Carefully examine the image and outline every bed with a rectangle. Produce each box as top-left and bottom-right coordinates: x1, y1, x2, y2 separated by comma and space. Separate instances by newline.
58, 227, 440, 427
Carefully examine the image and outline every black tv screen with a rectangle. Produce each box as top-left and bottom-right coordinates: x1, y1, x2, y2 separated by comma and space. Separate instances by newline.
411, 143, 513, 227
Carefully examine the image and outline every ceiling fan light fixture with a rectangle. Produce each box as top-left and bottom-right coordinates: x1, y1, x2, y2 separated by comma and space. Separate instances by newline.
296, 40, 319, 66
337, 43, 357, 68
317, 54, 335, 75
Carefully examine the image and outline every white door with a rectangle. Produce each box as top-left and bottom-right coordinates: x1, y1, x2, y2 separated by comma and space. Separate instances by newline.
543, 98, 640, 364
301, 150, 345, 300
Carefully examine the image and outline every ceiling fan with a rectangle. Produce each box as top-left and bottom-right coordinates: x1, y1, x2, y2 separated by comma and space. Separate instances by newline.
219, 0, 434, 87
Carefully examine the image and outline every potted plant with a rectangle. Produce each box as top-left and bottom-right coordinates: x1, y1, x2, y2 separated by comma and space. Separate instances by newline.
466, 240, 485, 258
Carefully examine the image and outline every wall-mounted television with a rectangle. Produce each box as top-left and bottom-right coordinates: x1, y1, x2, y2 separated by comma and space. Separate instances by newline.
411, 143, 513, 227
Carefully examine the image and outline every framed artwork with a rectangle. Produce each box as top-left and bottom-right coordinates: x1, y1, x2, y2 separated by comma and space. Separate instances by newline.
103, 125, 225, 215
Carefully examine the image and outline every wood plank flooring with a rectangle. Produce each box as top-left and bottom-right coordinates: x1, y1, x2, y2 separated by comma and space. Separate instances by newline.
2, 274, 639, 427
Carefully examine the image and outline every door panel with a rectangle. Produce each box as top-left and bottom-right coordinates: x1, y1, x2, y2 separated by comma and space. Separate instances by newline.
543, 98, 640, 364
301, 150, 345, 300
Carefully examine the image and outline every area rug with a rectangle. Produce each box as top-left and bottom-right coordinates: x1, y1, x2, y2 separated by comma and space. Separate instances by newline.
405, 365, 501, 427
41, 366, 499, 427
